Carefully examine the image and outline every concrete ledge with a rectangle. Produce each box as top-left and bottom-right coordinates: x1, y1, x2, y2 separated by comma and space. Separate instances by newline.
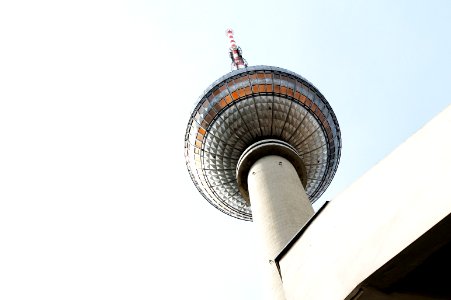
278, 105, 451, 300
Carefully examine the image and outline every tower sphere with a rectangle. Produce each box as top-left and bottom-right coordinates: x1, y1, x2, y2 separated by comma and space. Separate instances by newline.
184, 66, 341, 221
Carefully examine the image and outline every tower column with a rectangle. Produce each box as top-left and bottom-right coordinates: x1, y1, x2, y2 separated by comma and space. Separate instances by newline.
248, 155, 314, 300
248, 155, 314, 260
236, 140, 315, 299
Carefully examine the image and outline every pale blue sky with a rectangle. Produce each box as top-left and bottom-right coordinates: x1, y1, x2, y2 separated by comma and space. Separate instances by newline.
0, 1, 450, 299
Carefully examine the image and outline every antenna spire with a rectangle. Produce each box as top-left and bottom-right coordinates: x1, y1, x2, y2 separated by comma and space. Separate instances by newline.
226, 29, 247, 70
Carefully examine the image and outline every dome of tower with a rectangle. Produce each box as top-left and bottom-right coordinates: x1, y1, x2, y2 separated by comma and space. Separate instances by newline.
184, 66, 341, 221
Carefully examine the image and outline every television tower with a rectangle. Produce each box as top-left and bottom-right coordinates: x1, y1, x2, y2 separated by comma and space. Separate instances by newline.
184, 29, 341, 299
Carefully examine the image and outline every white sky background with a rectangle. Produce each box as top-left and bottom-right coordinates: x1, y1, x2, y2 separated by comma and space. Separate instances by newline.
0, 0, 450, 299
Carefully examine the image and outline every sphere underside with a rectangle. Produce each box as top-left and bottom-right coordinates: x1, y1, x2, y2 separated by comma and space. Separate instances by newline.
184, 66, 341, 221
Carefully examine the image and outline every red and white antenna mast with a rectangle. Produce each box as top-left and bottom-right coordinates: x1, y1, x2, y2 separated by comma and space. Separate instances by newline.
226, 28, 248, 70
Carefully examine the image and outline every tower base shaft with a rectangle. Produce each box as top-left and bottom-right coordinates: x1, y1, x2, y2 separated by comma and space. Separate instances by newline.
248, 155, 314, 299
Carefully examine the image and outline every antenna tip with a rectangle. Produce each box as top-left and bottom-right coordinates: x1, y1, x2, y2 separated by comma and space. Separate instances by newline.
225, 28, 234, 35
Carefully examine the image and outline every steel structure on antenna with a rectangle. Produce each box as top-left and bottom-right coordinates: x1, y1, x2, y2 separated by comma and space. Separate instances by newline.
184, 30, 341, 221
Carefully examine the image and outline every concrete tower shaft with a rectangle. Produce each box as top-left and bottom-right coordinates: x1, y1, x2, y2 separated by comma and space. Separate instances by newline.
248, 154, 315, 300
